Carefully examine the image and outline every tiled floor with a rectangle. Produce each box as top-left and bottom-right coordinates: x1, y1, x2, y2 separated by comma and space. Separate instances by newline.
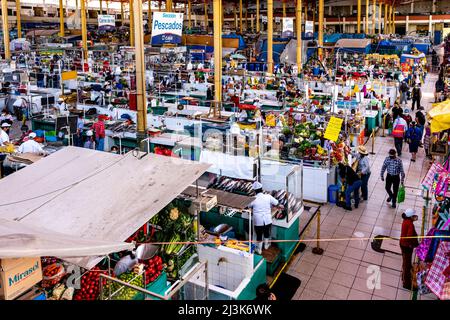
288, 73, 439, 300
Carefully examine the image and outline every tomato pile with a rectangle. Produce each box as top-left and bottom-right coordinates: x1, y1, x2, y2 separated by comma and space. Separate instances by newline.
73, 267, 109, 300
143, 256, 163, 285
41, 264, 66, 288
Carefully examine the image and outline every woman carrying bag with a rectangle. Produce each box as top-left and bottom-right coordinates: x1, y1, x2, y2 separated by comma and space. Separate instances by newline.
405, 121, 422, 162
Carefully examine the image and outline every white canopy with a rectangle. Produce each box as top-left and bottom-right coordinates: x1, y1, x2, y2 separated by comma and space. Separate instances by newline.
0, 147, 210, 269
0, 218, 134, 260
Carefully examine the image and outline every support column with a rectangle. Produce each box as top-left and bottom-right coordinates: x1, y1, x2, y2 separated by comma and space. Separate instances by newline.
256, 0, 260, 33
428, 15, 432, 36
410, 1, 414, 14
357, 0, 361, 33
16, 0, 22, 38
251, 14, 254, 32
378, 1, 382, 35
166, 0, 173, 12
213, 0, 222, 102
59, 0, 64, 37
343, 17, 346, 33
267, 0, 273, 73
121, 0, 125, 26
130, 0, 135, 46
392, 4, 395, 34
296, 0, 302, 70
1, 0, 10, 60
81, 0, 88, 60
148, 0, 152, 30
365, 0, 369, 34
405, 15, 409, 34
384, 1, 387, 33
283, 1, 287, 17
100, 0, 103, 13
188, 0, 191, 28
318, 0, 324, 60
372, 0, 376, 34
204, 0, 208, 32
234, 6, 238, 31
240, 0, 243, 33
133, 0, 148, 147
328, 6, 331, 16
245, 2, 248, 30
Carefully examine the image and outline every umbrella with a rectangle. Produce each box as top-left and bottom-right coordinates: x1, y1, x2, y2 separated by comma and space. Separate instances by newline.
428, 100, 450, 133
230, 53, 247, 60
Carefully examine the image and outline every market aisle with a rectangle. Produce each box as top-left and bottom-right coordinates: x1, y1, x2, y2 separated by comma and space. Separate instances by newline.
287, 73, 439, 300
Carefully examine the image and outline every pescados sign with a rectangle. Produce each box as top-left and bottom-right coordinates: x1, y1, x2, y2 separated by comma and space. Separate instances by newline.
151, 12, 184, 45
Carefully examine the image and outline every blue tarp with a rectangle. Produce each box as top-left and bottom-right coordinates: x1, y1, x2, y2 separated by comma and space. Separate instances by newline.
258, 37, 290, 64
412, 43, 430, 54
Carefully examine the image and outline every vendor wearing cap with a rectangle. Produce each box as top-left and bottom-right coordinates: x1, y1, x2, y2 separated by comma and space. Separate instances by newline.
400, 208, 419, 290
354, 146, 371, 201
0, 122, 11, 146
248, 182, 283, 255
17, 132, 46, 155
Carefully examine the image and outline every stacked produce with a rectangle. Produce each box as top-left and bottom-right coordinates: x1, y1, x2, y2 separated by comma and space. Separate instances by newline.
142, 256, 163, 285
210, 176, 255, 196
329, 141, 351, 166
41, 264, 66, 288
150, 201, 197, 280
163, 245, 196, 280
109, 272, 144, 300
73, 267, 109, 300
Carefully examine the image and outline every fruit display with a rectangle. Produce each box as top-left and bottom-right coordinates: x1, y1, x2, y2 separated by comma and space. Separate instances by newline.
329, 141, 351, 166
73, 267, 109, 300
41, 264, 66, 288
142, 255, 164, 285
109, 272, 144, 300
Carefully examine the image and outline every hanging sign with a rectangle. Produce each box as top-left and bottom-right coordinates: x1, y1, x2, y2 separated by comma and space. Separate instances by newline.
282, 18, 294, 37
305, 21, 314, 37
261, 15, 268, 23
98, 15, 116, 31
151, 12, 184, 45
324, 117, 344, 142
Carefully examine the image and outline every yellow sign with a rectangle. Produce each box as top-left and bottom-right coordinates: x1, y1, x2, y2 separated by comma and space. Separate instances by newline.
61, 71, 77, 81
324, 117, 344, 142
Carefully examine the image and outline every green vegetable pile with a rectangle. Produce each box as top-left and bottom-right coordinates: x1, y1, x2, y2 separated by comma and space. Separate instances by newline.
110, 272, 144, 300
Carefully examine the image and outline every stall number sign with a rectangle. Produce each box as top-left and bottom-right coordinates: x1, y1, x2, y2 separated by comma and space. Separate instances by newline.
282, 18, 294, 37
98, 15, 116, 30
151, 12, 184, 45
324, 117, 343, 142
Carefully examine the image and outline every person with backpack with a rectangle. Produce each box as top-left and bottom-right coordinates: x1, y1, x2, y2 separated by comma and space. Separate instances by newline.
411, 83, 422, 111
392, 114, 408, 156
405, 121, 422, 162
399, 81, 409, 107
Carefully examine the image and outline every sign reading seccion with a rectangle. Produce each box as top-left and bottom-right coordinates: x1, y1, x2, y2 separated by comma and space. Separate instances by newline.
151, 12, 184, 45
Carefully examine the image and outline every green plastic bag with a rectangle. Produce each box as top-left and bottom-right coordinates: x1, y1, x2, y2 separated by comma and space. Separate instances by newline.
397, 185, 405, 204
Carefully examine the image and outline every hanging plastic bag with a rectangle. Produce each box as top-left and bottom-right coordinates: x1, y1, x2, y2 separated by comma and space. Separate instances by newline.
397, 185, 406, 204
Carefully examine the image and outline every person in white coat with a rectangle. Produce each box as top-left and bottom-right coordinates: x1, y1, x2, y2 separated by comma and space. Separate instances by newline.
17, 132, 46, 155
248, 182, 284, 254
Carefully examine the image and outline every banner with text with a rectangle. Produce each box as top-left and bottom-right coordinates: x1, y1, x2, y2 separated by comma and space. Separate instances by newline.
151, 12, 184, 45
98, 15, 116, 31
305, 21, 314, 37
282, 18, 294, 37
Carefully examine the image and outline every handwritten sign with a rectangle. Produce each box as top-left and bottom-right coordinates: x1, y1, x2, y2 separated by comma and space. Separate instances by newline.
324, 117, 343, 142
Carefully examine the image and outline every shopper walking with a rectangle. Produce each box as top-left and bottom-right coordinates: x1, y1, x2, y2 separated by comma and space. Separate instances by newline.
423, 122, 432, 159
399, 81, 409, 107
248, 182, 283, 254
354, 146, 371, 201
391, 102, 402, 122
381, 149, 405, 208
92, 116, 106, 151
411, 84, 422, 111
400, 208, 419, 290
338, 162, 362, 211
392, 114, 408, 156
406, 121, 423, 162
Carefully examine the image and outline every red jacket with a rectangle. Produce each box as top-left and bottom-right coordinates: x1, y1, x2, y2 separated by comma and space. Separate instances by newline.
400, 218, 419, 248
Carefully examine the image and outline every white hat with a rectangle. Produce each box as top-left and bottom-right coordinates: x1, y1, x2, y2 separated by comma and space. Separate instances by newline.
252, 181, 263, 190
28, 132, 37, 139
86, 130, 93, 137
58, 97, 64, 102
1, 122, 11, 127
405, 208, 416, 218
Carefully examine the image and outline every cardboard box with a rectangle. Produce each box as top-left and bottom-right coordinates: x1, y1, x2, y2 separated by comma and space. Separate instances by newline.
0, 258, 43, 300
